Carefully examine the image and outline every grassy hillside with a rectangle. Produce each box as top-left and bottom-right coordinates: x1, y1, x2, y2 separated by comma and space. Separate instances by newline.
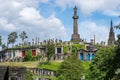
0, 61, 39, 68
0, 61, 62, 70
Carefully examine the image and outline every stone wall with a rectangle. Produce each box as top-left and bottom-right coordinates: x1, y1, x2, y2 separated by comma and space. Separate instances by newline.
0, 66, 8, 80
9, 66, 26, 80
0, 66, 26, 80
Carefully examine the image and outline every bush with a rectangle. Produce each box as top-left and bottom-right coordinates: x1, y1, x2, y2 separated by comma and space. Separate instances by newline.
58, 55, 85, 80
26, 70, 34, 80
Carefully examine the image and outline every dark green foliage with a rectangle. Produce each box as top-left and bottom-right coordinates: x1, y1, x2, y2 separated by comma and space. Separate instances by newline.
8, 32, 18, 46
87, 26, 120, 80
114, 23, 120, 29
87, 46, 115, 80
24, 51, 41, 61
58, 55, 85, 80
104, 34, 120, 80
24, 50, 32, 61
46, 44, 55, 63
26, 70, 34, 80
57, 75, 66, 80
103, 25, 120, 79
24, 50, 36, 61
0, 35, 2, 46
36, 52, 41, 61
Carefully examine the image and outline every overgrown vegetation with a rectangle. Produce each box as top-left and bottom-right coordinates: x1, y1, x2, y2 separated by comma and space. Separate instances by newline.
57, 55, 86, 80
72, 44, 85, 54
39, 61, 61, 71
86, 46, 115, 80
86, 22, 120, 80
24, 50, 35, 61
63, 45, 69, 54
23, 50, 41, 61
46, 44, 55, 63
26, 70, 34, 80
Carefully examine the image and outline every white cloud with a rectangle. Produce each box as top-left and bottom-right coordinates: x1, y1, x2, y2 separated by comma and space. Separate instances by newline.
19, 7, 42, 22
18, 7, 67, 40
0, 0, 67, 42
79, 21, 109, 43
0, 18, 17, 32
55, 0, 120, 16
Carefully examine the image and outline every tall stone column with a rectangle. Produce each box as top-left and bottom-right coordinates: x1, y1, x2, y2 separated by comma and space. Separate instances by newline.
71, 6, 80, 42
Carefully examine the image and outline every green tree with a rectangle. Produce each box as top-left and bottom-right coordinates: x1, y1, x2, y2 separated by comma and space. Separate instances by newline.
0, 35, 2, 46
104, 36, 120, 79
46, 44, 55, 63
8, 32, 18, 47
104, 18, 120, 80
57, 75, 66, 80
19, 31, 28, 43
58, 55, 85, 80
87, 46, 115, 80
63, 45, 69, 54
36, 52, 41, 61
24, 50, 33, 61
26, 70, 34, 80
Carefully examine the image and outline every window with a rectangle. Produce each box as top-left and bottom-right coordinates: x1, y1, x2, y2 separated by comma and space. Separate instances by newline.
80, 53, 83, 60
87, 53, 90, 61
57, 48, 61, 53
92, 53, 95, 59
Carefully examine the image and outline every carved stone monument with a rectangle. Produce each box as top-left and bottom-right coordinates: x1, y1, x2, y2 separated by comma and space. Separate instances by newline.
71, 6, 80, 42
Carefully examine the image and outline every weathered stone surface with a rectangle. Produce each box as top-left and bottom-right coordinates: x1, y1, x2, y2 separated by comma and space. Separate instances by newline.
9, 66, 26, 80
0, 66, 26, 80
0, 66, 9, 80
71, 6, 80, 42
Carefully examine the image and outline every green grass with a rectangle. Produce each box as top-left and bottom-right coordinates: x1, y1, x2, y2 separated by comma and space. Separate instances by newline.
0, 61, 62, 70
33, 75, 57, 80
0, 61, 39, 68
39, 61, 62, 71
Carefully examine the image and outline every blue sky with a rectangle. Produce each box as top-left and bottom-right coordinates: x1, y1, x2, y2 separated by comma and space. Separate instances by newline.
0, 0, 120, 45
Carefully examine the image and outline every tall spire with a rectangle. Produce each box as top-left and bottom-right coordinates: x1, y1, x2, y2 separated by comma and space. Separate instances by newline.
71, 6, 80, 42
108, 19, 115, 46
110, 19, 113, 32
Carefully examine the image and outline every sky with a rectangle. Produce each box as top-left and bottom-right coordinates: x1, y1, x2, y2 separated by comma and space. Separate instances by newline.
0, 0, 120, 45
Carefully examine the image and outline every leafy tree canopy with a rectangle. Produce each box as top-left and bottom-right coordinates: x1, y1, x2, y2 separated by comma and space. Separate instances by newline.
46, 44, 55, 63
8, 32, 18, 45
26, 70, 34, 80
0, 35, 2, 46
87, 46, 115, 80
19, 31, 28, 42
58, 55, 85, 80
